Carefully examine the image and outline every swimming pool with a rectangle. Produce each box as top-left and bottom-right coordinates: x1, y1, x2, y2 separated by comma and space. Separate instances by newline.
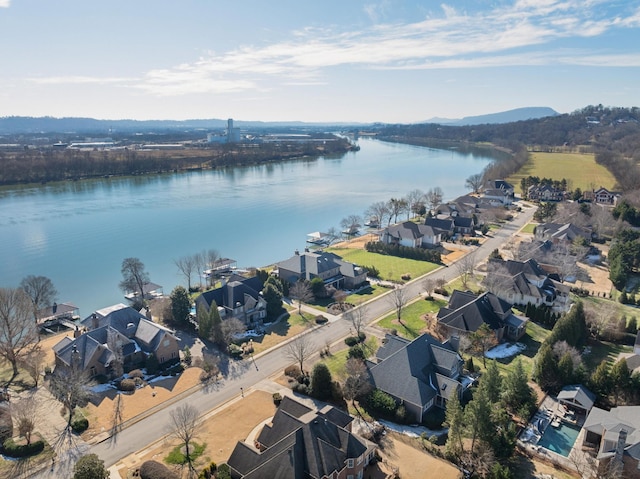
537, 422, 581, 457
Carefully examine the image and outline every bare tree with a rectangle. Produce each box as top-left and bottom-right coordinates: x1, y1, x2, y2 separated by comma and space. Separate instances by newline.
387, 198, 407, 224
110, 393, 125, 440
483, 263, 513, 297
193, 251, 206, 289
168, 404, 202, 478
365, 201, 390, 227
119, 257, 150, 304
19, 345, 46, 387
19, 275, 58, 323
465, 173, 484, 194
423, 278, 436, 299
220, 317, 246, 347
0, 288, 39, 377
49, 350, 95, 440
289, 281, 313, 316
205, 249, 220, 287
333, 290, 348, 310
344, 303, 367, 338
174, 255, 197, 291
340, 215, 362, 236
284, 335, 313, 373
11, 395, 37, 445
405, 189, 426, 219
426, 187, 444, 212
456, 252, 476, 289
387, 285, 408, 323
343, 358, 372, 415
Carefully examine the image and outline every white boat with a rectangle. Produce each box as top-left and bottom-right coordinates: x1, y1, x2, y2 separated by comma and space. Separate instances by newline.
306, 231, 331, 245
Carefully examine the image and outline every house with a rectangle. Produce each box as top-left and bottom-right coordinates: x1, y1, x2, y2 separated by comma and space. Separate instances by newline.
380, 221, 441, 248
53, 303, 179, 378
617, 332, 640, 375
226, 395, 376, 479
582, 405, 640, 478
557, 384, 596, 415
437, 290, 528, 342
485, 258, 570, 312
276, 250, 367, 290
482, 179, 515, 206
453, 215, 475, 236
534, 222, 592, 245
37, 301, 79, 324
366, 333, 464, 422
195, 274, 267, 327
425, 217, 455, 239
123, 281, 163, 302
592, 187, 621, 206
527, 184, 564, 202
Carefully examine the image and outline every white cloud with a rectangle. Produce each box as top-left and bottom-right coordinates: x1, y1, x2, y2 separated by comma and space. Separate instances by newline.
29, 1, 640, 96
28, 76, 134, 85
0, 0, 10, 7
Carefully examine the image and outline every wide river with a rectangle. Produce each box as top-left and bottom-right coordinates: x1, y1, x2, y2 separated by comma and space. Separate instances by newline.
0, 138, 496, 316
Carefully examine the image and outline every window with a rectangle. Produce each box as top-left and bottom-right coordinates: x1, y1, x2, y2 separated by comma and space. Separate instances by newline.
357, 455, 363, 465
347, 475, 353, 479
346, 458, 354, 468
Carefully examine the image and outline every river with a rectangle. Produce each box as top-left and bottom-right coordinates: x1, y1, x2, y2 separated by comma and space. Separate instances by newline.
0, 138, 496, 316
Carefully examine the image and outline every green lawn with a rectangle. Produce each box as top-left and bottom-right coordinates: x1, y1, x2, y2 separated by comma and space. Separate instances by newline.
320, 336, 379, 381
376, 298, 446, 339
520, 223, 537, 234
308, 285, 387, 312
444, 274, 484, 295
508, 151, 617, 193
325, 247, 440, 282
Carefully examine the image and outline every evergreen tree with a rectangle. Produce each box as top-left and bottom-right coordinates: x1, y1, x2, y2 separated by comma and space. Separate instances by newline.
611, 358, 631, 405
209, 300, 223, 346
170, 286, 191, 326
589, 360, 612, 401
310, 363, 333, 401
503, 359, 535, 416
444, 385, 464, 458
465, 387, 494, 453
262, 277, 283, 319
557, 352, 574, 386
73, 453, 109, 479
533, 343, 560, 392
481, 360, 502, 404
196, 303, 212, 340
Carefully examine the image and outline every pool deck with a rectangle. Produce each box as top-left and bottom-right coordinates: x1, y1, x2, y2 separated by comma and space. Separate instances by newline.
518, 395, 591, 475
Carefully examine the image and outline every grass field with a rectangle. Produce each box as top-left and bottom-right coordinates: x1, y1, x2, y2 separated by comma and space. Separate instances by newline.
521, 223, 537, 234
507, 151, 617, 192
325, 247, 440, 282
377, 298, 447, 339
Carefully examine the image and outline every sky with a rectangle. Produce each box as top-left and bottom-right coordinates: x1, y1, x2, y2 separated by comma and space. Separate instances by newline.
1, 0, 639, 123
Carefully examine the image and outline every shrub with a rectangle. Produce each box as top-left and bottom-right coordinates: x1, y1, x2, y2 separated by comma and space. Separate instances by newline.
358, 331, 366, 342
139, 460, 179, 479
344, 336, 359, 347
364, 389, 397, 419
434, 287, 449, 296
128, 369, 144, 379
272, 392, 282, 406
146, 354, 160, 374
365, 265, 380, 278
292, 382, 310, 395
401, 273, 411, 281
284, 365, 301, 378
71, 412, 89, 433
118, 378, 136, 392
2, 437, 45, 457
216, 464, 232, 479
228, 344, 243, 358
348, 345, 365, 360
0, 406, 13, 444
315, 315, 328, 324
198, 462, 217, 479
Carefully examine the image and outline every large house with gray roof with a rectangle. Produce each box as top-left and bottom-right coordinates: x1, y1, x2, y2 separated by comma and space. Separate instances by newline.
437, 290, 528, 342
226, 395, 376, 479
194, 274, 267, 327
582, 405, 640, 478
276, 250, 367, 291
534, 222, 592, 245
53, 303, 179, 378
380, 221, 441, 248
366, 333, 464, 423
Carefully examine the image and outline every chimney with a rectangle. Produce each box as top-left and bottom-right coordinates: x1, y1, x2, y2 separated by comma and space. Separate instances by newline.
91, 313, 99, 330
73, 325, 81, 338
294, 249, 299, 255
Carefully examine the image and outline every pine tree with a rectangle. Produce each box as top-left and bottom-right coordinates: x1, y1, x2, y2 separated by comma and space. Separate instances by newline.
209, 300, 223, 346
481, 360, 502, 404
465, 386, 494, 453
611, 358, 631, 405
589, 360, 611, 401
533, 343, 559, 392
444, 385, 464, 458
557, 352, 574, 386
503, 359, 535, 416
197, 303, 212, 340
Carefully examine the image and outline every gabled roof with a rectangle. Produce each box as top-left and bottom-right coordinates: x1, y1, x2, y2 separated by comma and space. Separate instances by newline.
437, 290, 515, 333
453, 216, 474, 228
196, 274, 264, 311
38, 302, 79, 321
536, 222, 591, 242
583, 406, 640, 460
227, 396, 371, 479
485, 179, 514, 191
503, 258, 548, 283
557, 384, 596, 411
384, 222, 437, 241
368, 333, 462, 410
425, 217, 454, 233
277, 251, 341, 276
80, 303, 147, 331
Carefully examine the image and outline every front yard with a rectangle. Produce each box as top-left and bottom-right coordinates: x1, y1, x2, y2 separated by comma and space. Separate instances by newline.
376, 298, 447, 339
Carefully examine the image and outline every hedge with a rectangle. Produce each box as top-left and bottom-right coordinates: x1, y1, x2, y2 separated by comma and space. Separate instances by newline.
365, 241, 441, 263
139, 460, 178, 479
2, 438, 45, 457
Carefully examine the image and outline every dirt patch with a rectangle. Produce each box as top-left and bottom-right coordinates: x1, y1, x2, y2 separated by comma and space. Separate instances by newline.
377, 432, 462, 479
331, 233, 378, 250
119, 390, 277, 477
82, 367, 204, 441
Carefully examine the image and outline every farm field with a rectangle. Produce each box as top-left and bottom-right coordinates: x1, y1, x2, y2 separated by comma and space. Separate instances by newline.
508, 151, 617, 192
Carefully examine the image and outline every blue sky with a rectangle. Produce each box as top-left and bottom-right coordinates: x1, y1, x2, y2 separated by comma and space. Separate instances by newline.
1, 0, 639, 123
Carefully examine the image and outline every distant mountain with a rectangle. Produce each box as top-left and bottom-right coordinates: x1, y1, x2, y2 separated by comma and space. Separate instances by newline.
425, 107, 559, 126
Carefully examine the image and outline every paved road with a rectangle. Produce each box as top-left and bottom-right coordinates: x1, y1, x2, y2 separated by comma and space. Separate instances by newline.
33, 203, 537, 476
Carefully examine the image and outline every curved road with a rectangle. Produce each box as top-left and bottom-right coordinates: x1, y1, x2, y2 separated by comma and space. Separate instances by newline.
34, 203, 536, 477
